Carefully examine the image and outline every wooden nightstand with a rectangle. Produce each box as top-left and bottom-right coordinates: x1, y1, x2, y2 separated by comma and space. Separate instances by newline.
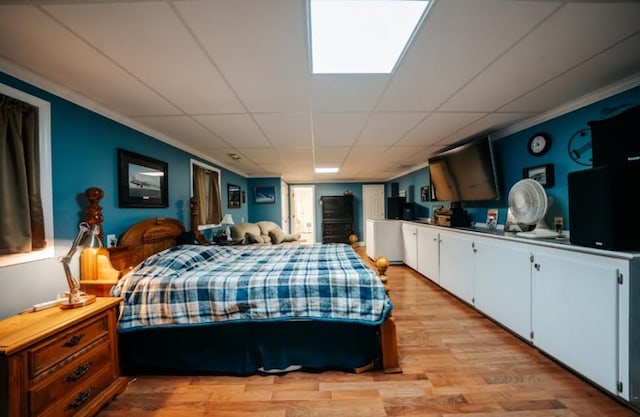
0, 297, 128, 417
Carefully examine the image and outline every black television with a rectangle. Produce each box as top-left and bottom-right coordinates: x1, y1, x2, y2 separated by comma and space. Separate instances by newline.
427, 136, 500, 202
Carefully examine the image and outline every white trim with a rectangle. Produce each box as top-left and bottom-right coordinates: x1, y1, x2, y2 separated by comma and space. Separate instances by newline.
493, 72, 640, 140
0, 83, 55, 267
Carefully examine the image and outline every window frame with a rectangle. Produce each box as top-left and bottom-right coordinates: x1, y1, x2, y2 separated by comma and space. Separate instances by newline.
0, 82, 54, 267
190, 159, 222, 231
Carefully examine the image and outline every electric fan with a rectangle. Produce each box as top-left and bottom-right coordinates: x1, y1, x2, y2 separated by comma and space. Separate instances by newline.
507, 179, 558, 239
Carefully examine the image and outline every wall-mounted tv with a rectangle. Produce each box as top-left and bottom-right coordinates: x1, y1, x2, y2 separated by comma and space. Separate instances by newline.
428, 136, 500, 202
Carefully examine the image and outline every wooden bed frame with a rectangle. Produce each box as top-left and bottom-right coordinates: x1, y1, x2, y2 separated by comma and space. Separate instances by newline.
79, 188, 401, 373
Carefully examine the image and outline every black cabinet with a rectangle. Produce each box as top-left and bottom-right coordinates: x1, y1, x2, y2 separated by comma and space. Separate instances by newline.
321, 195, 354, 243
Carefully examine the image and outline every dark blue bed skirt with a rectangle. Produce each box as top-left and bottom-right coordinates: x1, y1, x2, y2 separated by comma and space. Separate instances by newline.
118, 321, 382, 375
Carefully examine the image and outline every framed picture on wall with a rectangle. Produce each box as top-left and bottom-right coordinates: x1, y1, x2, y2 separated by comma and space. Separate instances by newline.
420, 185, 430, 201
523, 163, 555, 188
118, 149, 168, 208
255, 186, 276, 204
228, 184, 241, 208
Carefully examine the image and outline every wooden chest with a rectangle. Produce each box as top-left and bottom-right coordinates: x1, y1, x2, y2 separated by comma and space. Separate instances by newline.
0, 297, 128, 417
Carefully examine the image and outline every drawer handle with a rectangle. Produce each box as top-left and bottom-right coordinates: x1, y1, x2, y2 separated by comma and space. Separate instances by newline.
64, 361, 93, 383
63, 333, 85, 348
65, 387, 95, 410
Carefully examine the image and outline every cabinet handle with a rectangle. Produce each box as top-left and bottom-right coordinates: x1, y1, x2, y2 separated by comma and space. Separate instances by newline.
65, 387, 95, 410
64, 361, 93, 383
534, 263, 541, 271
63, 333, 85, 348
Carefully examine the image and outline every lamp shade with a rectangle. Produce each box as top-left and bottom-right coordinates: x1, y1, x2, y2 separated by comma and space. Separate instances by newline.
86, 224, 103, 248
221, 214, 234, 225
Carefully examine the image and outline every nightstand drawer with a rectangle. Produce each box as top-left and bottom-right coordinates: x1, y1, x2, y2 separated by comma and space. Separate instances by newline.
38, 365, 114, 417
30, 338, 111, 416
29, 314, 109, 378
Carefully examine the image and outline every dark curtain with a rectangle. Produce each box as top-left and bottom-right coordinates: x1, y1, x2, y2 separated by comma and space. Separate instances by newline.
193, 164, 222, 226
0, 93, 45, 255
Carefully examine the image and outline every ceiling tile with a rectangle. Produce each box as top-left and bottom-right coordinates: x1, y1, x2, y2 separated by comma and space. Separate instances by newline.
174, 0, 310, 113
441, 2, 640, 112
195, 114, 270, 148
44, 1, 245, 114
253, 113, 312, 147
355, 112, 428, 146
134, 115, 227, 149
312, 112, 368, 146
378, 0, 559, 111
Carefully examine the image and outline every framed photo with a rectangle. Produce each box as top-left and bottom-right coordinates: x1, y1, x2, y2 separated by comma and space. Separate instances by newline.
523, 163, 555, 188
228, 184, 241, 208
118, 149, 168, 208
420, 185, 430, 202
255, 186, 276, 204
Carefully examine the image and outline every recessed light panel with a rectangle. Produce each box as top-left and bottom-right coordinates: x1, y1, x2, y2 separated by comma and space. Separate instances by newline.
315, 167, 340, 174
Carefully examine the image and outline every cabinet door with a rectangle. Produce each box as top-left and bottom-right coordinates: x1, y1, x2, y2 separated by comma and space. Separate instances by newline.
474, 237, 532, 339
439, 231, 474, 304
532, 248, 625, 396
401, 223, 417, 270
365, 220, 376, 260
416, 226, 439, 283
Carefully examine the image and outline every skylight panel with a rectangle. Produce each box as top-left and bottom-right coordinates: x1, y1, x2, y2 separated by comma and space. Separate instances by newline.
309, 0, 429, 74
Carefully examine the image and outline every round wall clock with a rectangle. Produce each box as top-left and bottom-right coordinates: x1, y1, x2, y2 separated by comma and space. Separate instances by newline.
527, 132, 552, 156
568, 128, 592, 166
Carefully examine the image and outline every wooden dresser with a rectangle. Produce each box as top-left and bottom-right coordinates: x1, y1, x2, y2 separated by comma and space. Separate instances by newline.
0, 297, 128, 417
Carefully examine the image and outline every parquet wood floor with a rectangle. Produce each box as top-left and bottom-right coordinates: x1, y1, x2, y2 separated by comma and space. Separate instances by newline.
97, 249, 639, 416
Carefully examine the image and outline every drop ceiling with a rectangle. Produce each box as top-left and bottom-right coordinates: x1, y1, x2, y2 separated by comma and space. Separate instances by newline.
1, 0, 639, 182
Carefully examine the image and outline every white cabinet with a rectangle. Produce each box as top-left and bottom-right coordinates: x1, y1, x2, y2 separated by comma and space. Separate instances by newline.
473, 237, 532, 339
531, 247, 626, 396
397, 224, 637, 403
365, 219, 403, 263
438, 230, 474, 304
417, 226, 439, 283
402, 223, 440, 280
401, 222, 418, 270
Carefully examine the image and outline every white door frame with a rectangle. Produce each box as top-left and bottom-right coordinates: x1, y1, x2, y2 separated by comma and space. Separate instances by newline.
290, 185, 316, 243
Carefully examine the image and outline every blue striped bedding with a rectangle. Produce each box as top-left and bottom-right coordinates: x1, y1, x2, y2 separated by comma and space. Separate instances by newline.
111, 243, 392, 331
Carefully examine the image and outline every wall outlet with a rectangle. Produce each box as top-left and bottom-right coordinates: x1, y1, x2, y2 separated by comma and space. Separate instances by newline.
553, 217, 564, 233
107, 234, 117, 248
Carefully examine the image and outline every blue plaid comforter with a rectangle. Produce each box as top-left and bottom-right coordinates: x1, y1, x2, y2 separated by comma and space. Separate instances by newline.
111, 243, 392, 331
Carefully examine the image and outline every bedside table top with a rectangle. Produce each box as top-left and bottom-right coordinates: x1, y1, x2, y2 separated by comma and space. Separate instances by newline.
0, 297, 122, 355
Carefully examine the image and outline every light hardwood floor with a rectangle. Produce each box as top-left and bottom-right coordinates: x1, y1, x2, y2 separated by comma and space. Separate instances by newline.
98, 250, 639, 417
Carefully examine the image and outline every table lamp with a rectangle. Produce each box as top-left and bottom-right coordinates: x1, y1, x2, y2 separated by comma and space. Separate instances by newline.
221, 214, 234, 241
57, 222, 99, 309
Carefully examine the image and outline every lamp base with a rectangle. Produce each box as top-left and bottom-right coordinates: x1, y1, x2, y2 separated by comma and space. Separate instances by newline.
59, 293, 97, 309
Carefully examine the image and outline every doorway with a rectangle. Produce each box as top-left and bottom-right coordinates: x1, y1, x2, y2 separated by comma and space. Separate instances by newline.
290, 185, 315, 243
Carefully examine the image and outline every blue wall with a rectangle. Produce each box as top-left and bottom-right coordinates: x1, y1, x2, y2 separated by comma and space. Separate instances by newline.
0, 70, 249, 317
390, 86, 640, 228
2, 66, 638, 318
1, 71, 249, 241
247, 177, 282, 224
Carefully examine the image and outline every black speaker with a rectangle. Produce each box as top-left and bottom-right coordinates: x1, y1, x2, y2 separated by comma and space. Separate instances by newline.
568, 161, 640, 251
589, 105, 640, 167
390, 183, 399, 197
387, 197, 405, 219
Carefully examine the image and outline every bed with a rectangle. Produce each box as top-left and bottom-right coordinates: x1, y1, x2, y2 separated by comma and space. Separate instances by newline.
94, 214, 400, 376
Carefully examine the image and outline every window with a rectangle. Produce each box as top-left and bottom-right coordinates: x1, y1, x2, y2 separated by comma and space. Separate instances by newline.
0, 83, 54, 267
190, 159, 222, 233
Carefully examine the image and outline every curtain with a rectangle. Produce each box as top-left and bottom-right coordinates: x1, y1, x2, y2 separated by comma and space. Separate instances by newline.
0, 93, 45, 255
193, 164, 222, 226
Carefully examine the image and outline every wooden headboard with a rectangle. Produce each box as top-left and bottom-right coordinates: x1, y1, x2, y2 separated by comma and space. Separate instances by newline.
107, 217, 185, 271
